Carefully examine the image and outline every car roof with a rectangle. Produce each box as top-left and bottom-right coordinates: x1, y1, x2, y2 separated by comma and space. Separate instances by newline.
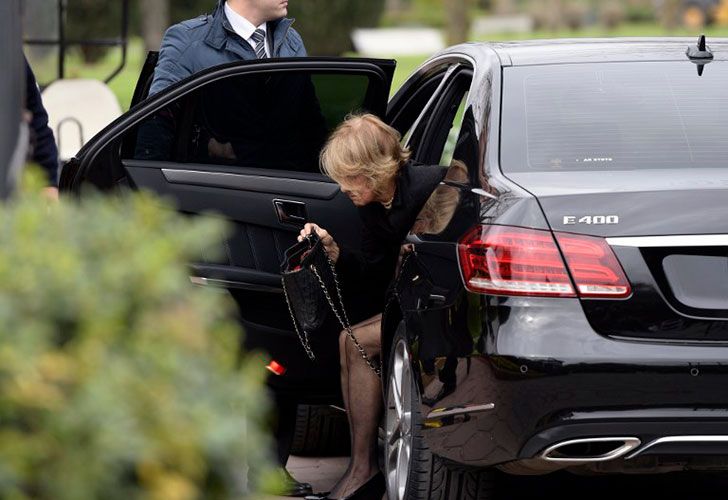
442, 37, 728, 67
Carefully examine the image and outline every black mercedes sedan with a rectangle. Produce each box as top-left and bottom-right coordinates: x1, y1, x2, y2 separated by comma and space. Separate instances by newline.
61, 37, 728, 499
381, 37, 728, 499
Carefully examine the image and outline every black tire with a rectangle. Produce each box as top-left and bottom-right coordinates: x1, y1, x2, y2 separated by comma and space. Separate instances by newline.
289, 404, 351, 457
385, 323, 495, 499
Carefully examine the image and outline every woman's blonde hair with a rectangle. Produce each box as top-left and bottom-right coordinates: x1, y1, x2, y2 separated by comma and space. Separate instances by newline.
320, 113, 411, 197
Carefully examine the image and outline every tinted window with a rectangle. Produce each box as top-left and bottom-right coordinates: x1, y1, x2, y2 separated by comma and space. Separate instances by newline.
413, 107, 479, 240
124, 72, 374, 173
396, 74, 447, 153
501, 62, 728, 172
439, 92, 468, 167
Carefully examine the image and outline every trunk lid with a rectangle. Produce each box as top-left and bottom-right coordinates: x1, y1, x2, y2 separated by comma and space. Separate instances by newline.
507, 169, 728, 342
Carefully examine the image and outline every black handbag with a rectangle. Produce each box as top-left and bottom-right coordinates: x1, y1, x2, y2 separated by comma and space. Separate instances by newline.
280, 233, 381, 376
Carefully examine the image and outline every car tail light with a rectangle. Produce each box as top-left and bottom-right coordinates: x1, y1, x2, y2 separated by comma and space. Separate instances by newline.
266, 360, 286, 376
458, 225, 576, 297
554, 232, 631, 298
458, 225, 631, 299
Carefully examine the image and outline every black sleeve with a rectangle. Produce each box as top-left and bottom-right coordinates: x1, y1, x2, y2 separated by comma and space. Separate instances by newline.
336, 219, 399, 321
25, 56, 59, 186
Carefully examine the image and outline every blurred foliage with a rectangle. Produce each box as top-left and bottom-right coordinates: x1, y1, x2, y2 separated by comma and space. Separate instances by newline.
288, 0, 386, 55
66, 0, 218, 63
600, 1, 627, 29
563, 1, 589, 30
168, 0, 220, 23
658, 0, 683, 28
66, 0, 126, 63
382, 0, 486, 28
718, 0, 728, 24
624, 0, 658, 22
67, 0, 386, 59
0, 169, 279, 499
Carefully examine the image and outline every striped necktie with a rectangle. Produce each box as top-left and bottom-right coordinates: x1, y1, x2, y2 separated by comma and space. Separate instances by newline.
250, 29, 267, 59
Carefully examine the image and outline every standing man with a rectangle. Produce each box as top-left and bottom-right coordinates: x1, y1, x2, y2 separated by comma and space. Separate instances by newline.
149, 2, 311, 497
150, 0, 306, 95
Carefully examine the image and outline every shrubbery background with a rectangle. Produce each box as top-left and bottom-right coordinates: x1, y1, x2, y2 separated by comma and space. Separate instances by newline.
0, 171, 277, 499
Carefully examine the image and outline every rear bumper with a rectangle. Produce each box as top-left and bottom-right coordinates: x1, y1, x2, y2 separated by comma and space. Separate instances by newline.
417, 296, 728, 469
521, 414, 728, 459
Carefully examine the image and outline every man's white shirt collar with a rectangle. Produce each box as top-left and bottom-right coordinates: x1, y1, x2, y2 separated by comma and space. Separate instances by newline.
224, 2, 268, 55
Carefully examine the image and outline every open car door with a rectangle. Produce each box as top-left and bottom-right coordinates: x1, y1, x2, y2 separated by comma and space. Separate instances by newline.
61, 57, 396, 397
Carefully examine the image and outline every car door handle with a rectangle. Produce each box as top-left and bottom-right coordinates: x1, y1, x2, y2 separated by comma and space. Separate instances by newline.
273, 199, 307, 226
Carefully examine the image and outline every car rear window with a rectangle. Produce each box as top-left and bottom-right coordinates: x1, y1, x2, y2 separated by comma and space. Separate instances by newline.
500, 61, 728, 172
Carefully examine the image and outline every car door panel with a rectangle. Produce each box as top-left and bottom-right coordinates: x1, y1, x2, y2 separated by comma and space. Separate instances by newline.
123, 161, 362, 274
160, 168, 339, 200
63, 58, 395, 390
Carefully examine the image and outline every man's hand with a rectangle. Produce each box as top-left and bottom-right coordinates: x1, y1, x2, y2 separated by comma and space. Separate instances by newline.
299, 222, 340, 263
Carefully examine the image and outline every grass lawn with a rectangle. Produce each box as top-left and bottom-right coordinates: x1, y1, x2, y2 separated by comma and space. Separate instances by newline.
56, 21, 728, 111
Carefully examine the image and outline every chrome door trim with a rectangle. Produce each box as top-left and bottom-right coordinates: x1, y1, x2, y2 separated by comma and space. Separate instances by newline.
607, 234, 728, 247
162, 169, 339, 200
402, 63, 461, 149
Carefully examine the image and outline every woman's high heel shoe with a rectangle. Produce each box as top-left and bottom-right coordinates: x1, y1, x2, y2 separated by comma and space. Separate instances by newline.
342, 471, 385, 500
304, 471, 385, 500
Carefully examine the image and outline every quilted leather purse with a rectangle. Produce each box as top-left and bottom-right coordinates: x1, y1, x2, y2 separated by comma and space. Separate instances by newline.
281, 233, 381, 376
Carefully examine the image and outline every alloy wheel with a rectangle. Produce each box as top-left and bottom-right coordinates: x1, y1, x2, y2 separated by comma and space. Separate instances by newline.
386, 338, 413, 500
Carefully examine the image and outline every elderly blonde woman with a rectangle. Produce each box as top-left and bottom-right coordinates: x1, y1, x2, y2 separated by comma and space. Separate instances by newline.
300, 114, 446, 500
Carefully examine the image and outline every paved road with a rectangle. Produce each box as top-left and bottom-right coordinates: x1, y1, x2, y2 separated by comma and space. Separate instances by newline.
266, 456, 728, 499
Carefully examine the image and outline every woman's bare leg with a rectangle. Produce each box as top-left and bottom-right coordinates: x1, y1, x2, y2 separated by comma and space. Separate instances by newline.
329, 314, 382, 499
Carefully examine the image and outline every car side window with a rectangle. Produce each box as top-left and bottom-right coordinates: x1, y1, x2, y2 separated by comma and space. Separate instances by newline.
415, 69, 472, 165
439, 90, 469, 167
121, 71, 376, 173
412, 71, 478, 240
389, 67, 454, 157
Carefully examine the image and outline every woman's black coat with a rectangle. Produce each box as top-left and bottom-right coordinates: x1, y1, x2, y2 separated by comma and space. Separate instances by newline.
336, 161, 447, 323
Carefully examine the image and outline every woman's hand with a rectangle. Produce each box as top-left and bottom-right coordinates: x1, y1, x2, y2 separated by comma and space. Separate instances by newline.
299, 223, 340, 263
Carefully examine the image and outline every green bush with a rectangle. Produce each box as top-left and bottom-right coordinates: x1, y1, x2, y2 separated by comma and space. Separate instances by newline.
599, 0, 627, 29
0, 171, 277, 499
625, 1, 657, 23
288, 0, 386, 55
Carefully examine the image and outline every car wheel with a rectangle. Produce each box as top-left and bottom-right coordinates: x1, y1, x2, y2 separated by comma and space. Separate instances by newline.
290, 404, 351, 457
385, 323, 495, 499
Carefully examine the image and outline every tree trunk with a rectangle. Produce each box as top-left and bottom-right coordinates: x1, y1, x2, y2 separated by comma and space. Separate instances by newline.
494, 0, 516, 15
141, 0, 170, 53
659, 0, 682, 29
547, 0, 563, 29
445, 0, 471, 46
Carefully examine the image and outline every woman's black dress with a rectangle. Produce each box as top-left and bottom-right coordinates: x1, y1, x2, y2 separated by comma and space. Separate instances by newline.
336, 161, 447, 323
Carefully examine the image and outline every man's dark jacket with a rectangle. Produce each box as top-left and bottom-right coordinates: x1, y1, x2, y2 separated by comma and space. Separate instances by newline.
150, 1, 306, 95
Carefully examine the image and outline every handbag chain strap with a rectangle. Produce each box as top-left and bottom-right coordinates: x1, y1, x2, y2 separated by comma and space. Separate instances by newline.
311, 254, 382, 378
281, 277, 316, 361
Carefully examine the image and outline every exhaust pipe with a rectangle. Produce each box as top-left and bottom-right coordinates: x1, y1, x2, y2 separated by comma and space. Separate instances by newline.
540, 437, 641, 463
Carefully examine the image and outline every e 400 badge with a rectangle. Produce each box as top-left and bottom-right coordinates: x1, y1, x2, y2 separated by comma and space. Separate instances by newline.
563, 215, 619, 225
